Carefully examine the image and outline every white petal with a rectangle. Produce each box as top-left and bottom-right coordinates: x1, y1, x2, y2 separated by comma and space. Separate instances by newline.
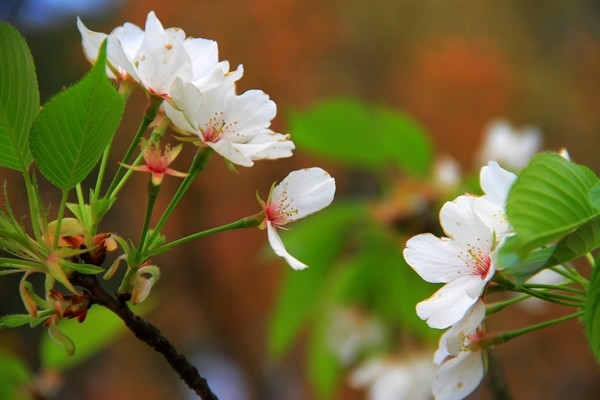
477, 118, 542, 170
208, 140, 254, 167
479, 161, 516, 206
111, 22, 144, 60
138, 42, 192, 96
224, 89, 277, 136
472, 196, 511, 240
230, 130, 294, 162
143, 11, 166, 39
434, 300, 485, 364
403, 234, 471, 284
184, 38, 220, 81
416, 276, 486, 329
106, 35, 141, 81
433, 351, 484, 400
168, 77, 203, 132
266, 222, 308, 270
349, 358, 388, 388
439, 196, 494, 253
272, 168, 336, 221
163, 102, 196, 134
77, 18, 106, 64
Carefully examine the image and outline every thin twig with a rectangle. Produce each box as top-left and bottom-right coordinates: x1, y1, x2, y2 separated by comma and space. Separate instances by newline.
71, 273, 218, 400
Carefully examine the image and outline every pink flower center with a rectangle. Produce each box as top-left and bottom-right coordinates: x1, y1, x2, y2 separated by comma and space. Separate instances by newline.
471, 250, 492, 279
264, 191, 298, 228
203, 124, 222, 143
144, 146, 171, 173
202, 113, 239, 143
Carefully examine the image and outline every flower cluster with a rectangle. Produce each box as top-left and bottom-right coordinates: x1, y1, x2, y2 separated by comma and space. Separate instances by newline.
78, 12, 334, 271
79, 11, 294, 168
403, 161, 517, 399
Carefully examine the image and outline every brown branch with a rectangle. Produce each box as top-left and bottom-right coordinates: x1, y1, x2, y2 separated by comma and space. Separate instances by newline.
71, 273, 218, 400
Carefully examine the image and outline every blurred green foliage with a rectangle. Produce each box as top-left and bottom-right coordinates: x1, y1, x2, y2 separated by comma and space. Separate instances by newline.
272, 98, 438, 397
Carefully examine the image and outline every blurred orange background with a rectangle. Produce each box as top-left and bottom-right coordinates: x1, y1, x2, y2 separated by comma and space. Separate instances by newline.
1, 0, 600, 399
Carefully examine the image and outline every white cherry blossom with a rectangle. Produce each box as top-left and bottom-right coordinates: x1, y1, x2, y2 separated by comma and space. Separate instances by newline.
433, 300, 486, 400
350, 355, 436, 400
259, 168, 335, 270
167, 75, 294, 166
476, 118, 542, 170
77, 11, 225, 98
403, 195, 495, 329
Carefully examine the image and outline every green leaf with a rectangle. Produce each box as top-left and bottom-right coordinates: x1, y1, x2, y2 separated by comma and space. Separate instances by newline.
307, 316, 343, 399
377, 108, 432, 176
501, 216, 600, 283
501, 153, 600, 262
590, 182, 600, 210
61, 260, 104, 275
0, 22, 38, 171
47, 323, 75, 356
584, 258, 600, 364
30, 41, 124, 190
268, 202, 367, 356
0, 314, 33, 329
289, 98, 432, 174
289, 98, 385, 169
0, 351, 32, 400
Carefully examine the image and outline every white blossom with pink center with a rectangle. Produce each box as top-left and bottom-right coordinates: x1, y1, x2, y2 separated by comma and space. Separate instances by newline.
77, 11, 228, 98
259, 168, 335, 270
166, 73, 295, 167
403, 195, 496, 329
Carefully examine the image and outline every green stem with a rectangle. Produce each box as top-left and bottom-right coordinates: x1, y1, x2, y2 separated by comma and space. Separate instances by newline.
486, 294, 530, 315
477, 311, 583, 349
585, 253, 595, 268
109, 153, 143, 199
553, 265, 588, 288
94, 142, 112, 202
514, 285, 583, 307
105, 96, 163, 199
142, 148, 213, 254
138, 180, 162, 251
53, 190, 69, 248
75, 183, 91, 231
106, 113, 171, 201
21, 171, 42, 242
0, 258, 42, 269
522, 283, 586, 295
148, 215, 262, 257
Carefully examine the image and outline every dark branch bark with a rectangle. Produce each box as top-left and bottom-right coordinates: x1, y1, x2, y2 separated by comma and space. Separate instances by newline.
486, 350, 512, 400
71, 273, 218, 400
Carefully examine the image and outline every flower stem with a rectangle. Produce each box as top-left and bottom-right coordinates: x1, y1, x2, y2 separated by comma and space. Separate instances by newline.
516, 286, 584, 307
486, 294, 530, 315
142, 148, 213, 255
552, 265, 588, 288
478, 311, 583, 349
105, 96, 163, 199
53, 190, 69, 248
522, 283, 586, 295
585, 252, 595, 268
138, 180, 161, 251
148, 215, 262, 257
21, 171, 42, 242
